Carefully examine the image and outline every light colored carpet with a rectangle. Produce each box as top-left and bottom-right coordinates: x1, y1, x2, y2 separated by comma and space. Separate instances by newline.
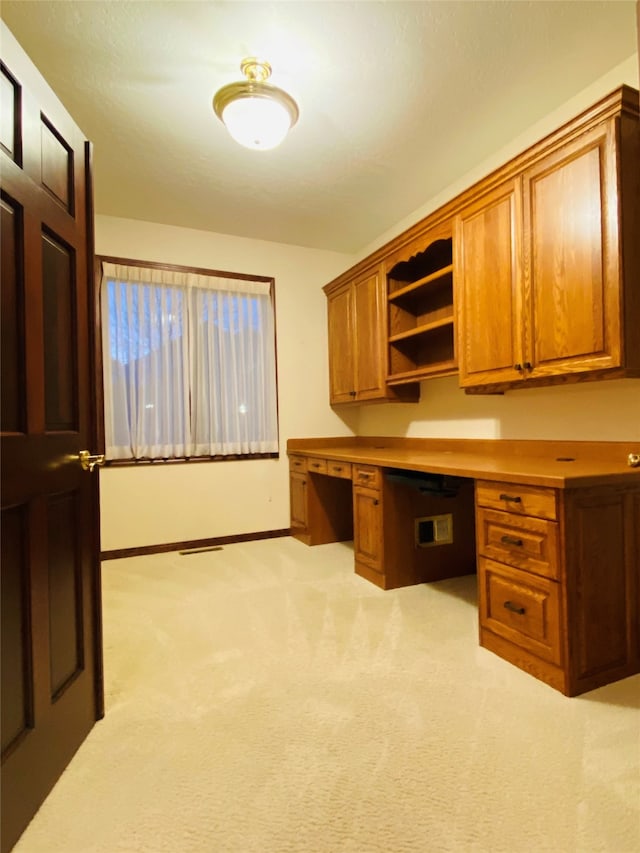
15, 538, 640, 853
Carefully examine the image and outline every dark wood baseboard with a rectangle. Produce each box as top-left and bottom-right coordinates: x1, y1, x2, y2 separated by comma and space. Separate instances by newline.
101, 529, 290, 561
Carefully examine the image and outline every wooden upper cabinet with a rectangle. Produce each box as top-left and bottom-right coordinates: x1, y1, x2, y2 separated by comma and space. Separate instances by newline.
325, 265, 418, 405
324, 86, 639, 397
455, 179, 524, 387
326, 281, 355, 403
353, 269, 386, 399
456, 97, 640, 392
523, 120, 621, 378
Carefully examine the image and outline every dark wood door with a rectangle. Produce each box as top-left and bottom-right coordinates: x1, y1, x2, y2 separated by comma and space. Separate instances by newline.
1, 24, 103, 853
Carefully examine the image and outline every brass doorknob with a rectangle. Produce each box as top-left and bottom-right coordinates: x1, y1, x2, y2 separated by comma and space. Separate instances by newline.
79, 450, 106, 472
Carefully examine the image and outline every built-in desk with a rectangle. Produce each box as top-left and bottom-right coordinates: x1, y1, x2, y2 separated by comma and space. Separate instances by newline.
287, 437, 640, 696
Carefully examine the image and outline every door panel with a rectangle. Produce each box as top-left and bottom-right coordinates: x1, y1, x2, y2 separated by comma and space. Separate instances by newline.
0, 504, 33, 757
42, 232, 77, 431
40, 116, 73, 213
48, 491, 83, 697
1, 23, 102, 853
0, 194, 25, 432
0, 63, 20, 161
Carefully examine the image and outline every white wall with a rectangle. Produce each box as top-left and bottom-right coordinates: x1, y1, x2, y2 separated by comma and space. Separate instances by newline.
358, 55, 640, 442
354, 56, 639, 262
96, 216, 355, 550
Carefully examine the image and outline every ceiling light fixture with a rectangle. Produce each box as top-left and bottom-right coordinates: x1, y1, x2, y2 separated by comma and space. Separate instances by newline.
213, 58, 299, 151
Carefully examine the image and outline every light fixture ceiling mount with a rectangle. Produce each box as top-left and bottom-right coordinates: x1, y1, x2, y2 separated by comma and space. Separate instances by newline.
213, 57, 299, 151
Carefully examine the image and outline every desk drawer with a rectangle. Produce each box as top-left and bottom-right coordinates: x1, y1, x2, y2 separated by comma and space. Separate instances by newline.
307, 458, 328, 475
479, 558, 562, 666
327, 461, 352, 480
476, 480, 557, 520
353, 464, 381, 489
289, 455, 307, 473
477, 508, 559, 580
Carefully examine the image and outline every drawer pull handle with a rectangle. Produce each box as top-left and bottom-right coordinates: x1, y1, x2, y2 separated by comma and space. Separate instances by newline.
500, 534, 524, 547
359, 472, 371, 479
334, 466, 342, 472
311, 463, 321, 468
503, 600, 526, 615
499, 493, 522, 503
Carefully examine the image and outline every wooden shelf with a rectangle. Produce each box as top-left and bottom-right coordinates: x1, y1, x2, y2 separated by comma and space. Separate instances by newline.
388, 264, 454, 301
388, 315, 454, 343
387, 359, 458, 384
386, 232, 456, 386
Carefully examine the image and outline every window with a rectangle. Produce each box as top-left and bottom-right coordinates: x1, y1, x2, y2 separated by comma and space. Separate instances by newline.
100, 260, 278, 461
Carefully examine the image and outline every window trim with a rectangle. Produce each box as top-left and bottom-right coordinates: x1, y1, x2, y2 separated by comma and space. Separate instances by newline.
95, 254, 279, 464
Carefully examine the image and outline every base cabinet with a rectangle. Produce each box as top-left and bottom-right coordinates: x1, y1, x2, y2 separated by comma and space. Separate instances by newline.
289, 471, 308, 534
477, 480, 640, 696
353, 484, 384, 583
288, 444, 640, 695
563, 485, 640, 692
289, 455, 353, 546
479, 557, 563, 667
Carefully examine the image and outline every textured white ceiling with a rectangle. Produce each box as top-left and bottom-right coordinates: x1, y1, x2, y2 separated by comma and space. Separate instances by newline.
1, 1, 637, 253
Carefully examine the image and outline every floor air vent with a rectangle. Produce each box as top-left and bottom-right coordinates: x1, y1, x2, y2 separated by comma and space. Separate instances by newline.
179, 546, 224, 556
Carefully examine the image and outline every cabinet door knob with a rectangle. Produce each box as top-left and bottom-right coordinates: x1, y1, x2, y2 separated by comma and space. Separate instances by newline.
523, 361, 533, 370
349, 390, 357, 397
373, 499, 379, 506
514, 363, 523, 371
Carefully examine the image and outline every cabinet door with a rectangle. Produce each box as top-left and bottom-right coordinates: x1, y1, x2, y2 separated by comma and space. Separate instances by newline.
326, 283, 355, 404
353, 485, 383, 573
289, 472, 308, 531
353, 268, 387, 400
523, 120, 621, 377
455, 179, 525, 387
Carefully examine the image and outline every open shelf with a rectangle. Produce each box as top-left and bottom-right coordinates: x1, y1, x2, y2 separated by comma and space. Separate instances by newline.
387, 359, 458, 385
387, 264, 454, 303
388, 315, 454, 343
386, 233, 457, 381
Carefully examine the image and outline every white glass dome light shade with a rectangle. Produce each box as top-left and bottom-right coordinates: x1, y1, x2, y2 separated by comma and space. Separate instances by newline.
221, 94, 292, 151
213, 58, 299, 151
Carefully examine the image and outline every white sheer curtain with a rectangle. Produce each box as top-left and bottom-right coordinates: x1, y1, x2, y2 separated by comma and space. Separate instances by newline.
101, 263, 279, 460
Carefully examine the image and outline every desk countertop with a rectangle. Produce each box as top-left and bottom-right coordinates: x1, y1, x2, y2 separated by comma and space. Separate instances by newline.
287, 437, 640, 489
